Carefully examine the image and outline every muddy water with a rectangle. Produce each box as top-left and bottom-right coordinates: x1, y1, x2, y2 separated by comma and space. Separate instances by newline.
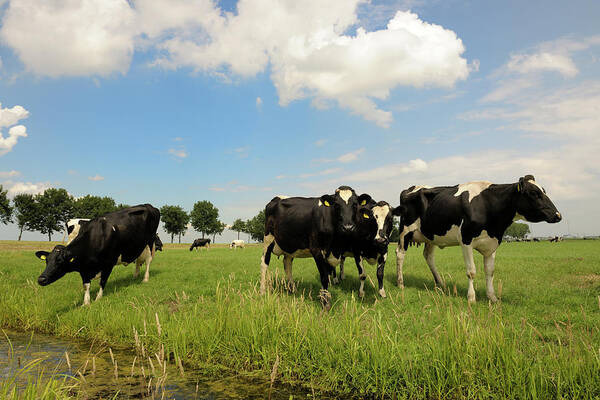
1, 329, 313, 399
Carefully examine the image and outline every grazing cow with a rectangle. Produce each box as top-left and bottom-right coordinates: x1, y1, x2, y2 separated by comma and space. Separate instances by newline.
35, 204, 160, 305
334, 200, 394, 298
549, 236, 563, 243
533, 238, 540, 242
260, 186, 371, 310
393, 175, 561, 303
230, 239, 245, 249
190, 238, 211, 251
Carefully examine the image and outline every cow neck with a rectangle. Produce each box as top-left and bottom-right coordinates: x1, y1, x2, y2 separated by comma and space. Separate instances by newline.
486, 183, 520, 239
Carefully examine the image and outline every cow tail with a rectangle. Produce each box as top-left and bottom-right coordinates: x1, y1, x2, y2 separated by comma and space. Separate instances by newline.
264, 241, 275, 265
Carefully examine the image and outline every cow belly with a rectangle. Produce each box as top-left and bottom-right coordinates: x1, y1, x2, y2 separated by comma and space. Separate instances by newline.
472, 231, 499, 256
431, 225, 462, 248
272, 242, 312, 258
116, 246, 151, 266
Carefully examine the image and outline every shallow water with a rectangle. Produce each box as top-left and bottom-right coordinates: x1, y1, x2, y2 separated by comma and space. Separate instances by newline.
1, 329, 313, 399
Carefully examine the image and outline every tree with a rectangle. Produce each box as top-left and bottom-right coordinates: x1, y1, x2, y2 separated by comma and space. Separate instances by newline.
245, 209, 265, 242
13, 193, 36, 240
231, 218, 246, 240
504, 222, 530, 239
0, 185, 12, 225
160, 205, 189, 243
209, 221, 226, 243
31, 188, 74, 241
73, 195, 117, 219
190, 200, 219, 239
389, 218, 401, 243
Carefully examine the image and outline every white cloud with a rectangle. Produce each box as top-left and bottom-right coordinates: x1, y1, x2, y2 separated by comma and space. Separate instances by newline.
341, 158, 427, 182
0, 102, 29, 156
0, 170, 19, 178
256, 97, 263, 109
506, 52, 578, 78
480, 77, 539, 103
88, 174, 104, 181
1, 1, 469, 126
0, 0, 136, 77
314, 139, 327, 147
338, 148, 365, 163
3, 180, 51, 196
209, 186, 225, 192
168, 148, 188, 159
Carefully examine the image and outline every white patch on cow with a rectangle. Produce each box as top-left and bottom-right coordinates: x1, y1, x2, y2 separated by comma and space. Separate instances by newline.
338, 189, 353, 204
318, 200, 323, 207
112, 226, 116, 232
327, 253, 341, 266
409, 185, 432, 194
454, 181, 492, 202
471, 230, 499, 257
95, 286, 103, 301
230, 239, 245, 249
66, 218, 90, 244
363, 257, 378, 265
276, 195, 290, 199
372, 204, 390, 240
432, 224, 462, 248
527, 178, 544, 192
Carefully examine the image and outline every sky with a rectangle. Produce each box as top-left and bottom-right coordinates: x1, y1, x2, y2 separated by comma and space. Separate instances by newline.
1, 0, 599, 242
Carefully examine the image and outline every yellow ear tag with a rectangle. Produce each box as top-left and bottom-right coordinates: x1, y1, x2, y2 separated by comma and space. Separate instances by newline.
40, 255, 46, 260
361, 200, 366, 205
70, 258, 75, 262
517, 183, 521, 192
324, 201, 330, 207
363, 213, 370, 219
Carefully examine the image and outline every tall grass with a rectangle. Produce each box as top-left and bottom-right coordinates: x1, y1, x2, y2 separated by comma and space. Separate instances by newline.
1, 240, 599, 398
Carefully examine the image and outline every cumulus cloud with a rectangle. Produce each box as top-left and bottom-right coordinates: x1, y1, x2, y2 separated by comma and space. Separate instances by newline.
0, 102, 29, 156
0, 1, 469, 126
0, 0, 136, 77
168, 148, 188, 159
0, 170, 19, 178
3, 180, 51, 196
88, 174, 104, 181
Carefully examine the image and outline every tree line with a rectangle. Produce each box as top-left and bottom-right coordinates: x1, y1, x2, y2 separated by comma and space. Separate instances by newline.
0, 185, 265, 242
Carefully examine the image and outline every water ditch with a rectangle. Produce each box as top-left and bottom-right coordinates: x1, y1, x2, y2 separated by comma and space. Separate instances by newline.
1, 329, 323, 399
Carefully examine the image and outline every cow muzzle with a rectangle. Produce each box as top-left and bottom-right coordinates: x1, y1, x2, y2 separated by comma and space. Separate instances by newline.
375, 237, 389, 246
549, 211, 562, 223
342, 224, 355, 233
37, 275, 49, 286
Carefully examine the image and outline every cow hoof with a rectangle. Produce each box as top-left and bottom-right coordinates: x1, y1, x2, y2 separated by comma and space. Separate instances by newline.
358, 290, 365, 298
142, 278, 149, 283
488, 294, 498, 303
467, 294, 476, 304
379, 289, 387, 298
397, 281, 404, 289
332, 277, 339, 285
319, 289, 332, 311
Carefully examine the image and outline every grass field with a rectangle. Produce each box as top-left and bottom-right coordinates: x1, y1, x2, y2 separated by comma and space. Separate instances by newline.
1, 239, 599, 399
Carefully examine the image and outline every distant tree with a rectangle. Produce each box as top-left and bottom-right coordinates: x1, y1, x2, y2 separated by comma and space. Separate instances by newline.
504, 222, 530, 240
116, 203, 130, 210
13, 193, 36, 240
0, 185, 12, 225
160, 205, 189, 243
209, 221, 226, 243
231, 218, 246, 240
389, 218, 401, 243
73, 195, 117, 219
190, 200, 219, 239
31, 188, 74, 241
245, 209, 265, 242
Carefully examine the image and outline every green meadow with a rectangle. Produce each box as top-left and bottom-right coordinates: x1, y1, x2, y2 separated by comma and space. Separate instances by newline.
1, 239, 599, 399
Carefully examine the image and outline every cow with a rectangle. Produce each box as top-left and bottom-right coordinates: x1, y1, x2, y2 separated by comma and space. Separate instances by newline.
333, 200, 394, 298
549, 236, 563, 243
190, 238, 211, 251
230, 239, 245, 249
154, 234, 163, 251
35, 204, 160, 306
393, 175, 561, 303
260, 186, 370, 310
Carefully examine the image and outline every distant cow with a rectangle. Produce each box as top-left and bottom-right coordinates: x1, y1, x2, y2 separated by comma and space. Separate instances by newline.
261, 186, 371, 310
550, 236, 563, 243
334, 200, 394, 298
230, 239, 245, 249
190, 238, 211, 251
154, 234, 163, 251
36, 204, 160, 305
394, 175, 561, 303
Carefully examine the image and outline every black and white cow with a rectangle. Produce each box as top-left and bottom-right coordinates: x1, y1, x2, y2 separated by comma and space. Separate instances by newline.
190, 238, 211, 251
230, 239, 245, 249
393, 175, 561, 303
35, 204, 160, 305
334, 200, 394, 298
260, 186, 370, 310
154, 234, 163, 251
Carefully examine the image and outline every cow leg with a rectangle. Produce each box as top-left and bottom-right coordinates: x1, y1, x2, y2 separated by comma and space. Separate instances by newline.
283, 255, 296, 292
83, 282, 91, 306
134, 263, 140, 278
461, 244, 477, 303
143, 256, 152, 283
96, 266, 114, 301
355, 256, 366, 298
314, 254, 332, 311
423, 242, 445, 289
377, 253, 387, 298
483, 251, 498, 303
395, 240, 405, 289
331, 256, 343, 285
260, 234, 275, 294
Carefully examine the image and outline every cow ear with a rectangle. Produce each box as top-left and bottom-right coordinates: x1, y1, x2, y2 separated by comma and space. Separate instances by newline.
358, 207, 372, 219
35, 251, 49, 261
357, 193, 372, 206
319, 194, 335, 207
517, 176, 527, 192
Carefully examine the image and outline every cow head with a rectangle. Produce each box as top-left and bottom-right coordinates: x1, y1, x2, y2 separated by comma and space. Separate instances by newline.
154, 234, 163, 251
35, 245, 77, 286
515, 175, 562, 223
332, 186, 358, 234
356, 201, 394, 249
393, 186, 429, 227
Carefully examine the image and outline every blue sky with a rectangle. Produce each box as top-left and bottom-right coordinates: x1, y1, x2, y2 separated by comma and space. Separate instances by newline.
1, 0, 599, 242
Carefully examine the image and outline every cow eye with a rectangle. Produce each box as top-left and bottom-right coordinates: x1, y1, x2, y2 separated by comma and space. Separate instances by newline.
363, 213, 370, 219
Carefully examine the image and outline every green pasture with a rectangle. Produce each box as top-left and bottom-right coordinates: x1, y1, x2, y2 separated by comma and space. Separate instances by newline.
0, 240, 599, 399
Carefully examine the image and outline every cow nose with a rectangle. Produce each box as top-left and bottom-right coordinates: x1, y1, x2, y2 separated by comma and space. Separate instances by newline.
37, 276, 48, 286
553, 212, 562, 223
376, 237, 388, 245
342, 224, 355, 233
